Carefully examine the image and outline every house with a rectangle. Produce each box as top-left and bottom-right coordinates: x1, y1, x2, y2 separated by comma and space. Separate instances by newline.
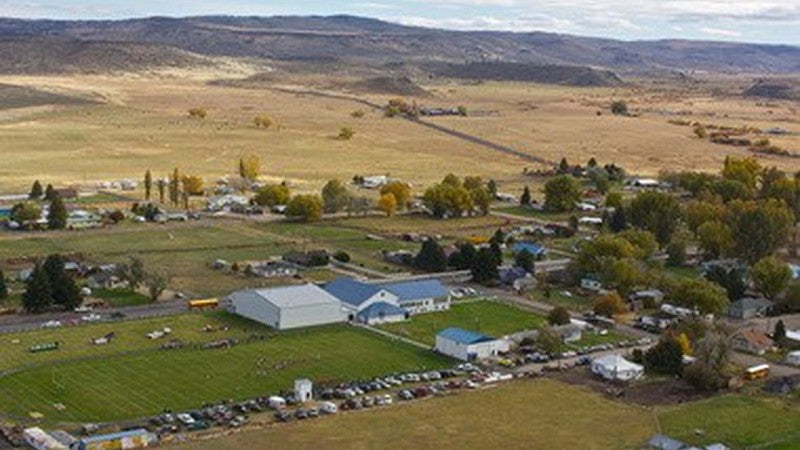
375, 279, 450, 314
244, 260, 298, 278
361, 175, 389, 189
786, 351, 800, 366
580, 276, 603, 292
578, 217, 603, 226
67, 210, 102, 229
52, 188, 78, 200
553, 323, 583, 343
511, 242, 548, 259
383, 250, 414, 266
205, 194, 250, 212
227, 284, 347, 330
86, 272, 128, 290
322, 277, 450, 321
728, 297, 773, 320
435, 327, 510, 361
731, 328, 774, 355
630, 178, 661, 189
356, 302, 408, 325
629, 289, 665, 311
499, 266, 531, 286
591, 354, 644, 381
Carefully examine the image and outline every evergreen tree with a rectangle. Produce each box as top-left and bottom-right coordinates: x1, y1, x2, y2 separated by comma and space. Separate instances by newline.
644, 338, 684, 375
47, 195, 68, 230
774, 319, 786, 344
239, 158, 246, 179
0, 269, 7, 300
29, 180, 43, 199
558, 158, 570, 174
471, 248, 500, 285
520, 186, 531, 205
609, 206, 627, 233
22, 264, 52, 313
144, 170, 152, 201
42, 254, 81, 310
414, 240, 448, 273
44, 184, 55, 201
587, 157, 598, 168
515, 249, 536, 273
449, 242, 478, 270
487, 180, 498, 197
490, 241, 503, 267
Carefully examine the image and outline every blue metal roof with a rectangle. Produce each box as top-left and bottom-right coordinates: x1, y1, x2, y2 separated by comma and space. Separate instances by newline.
322, 277, 383, 307
380, 279, 448, 302
81, 429, 152, 444
357, 302, 407, 319
511, 242, 547, 256
437, 327, 494, 344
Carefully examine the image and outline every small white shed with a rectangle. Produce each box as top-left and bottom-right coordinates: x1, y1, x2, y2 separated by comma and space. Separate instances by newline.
295, 378, 313, 403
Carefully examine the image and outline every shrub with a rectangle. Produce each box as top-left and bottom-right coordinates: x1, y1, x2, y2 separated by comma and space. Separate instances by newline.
333, 251, 351, 263
547, 306, 571, 326
188, 107, 207, 119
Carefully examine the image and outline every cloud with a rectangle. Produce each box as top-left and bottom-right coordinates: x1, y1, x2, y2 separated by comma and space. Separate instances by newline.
700, 26, 743, 37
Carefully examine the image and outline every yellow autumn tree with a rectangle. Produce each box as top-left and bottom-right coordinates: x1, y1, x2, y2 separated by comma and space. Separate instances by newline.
239, 153, 261, 181
377, 193, 397, 217
676, 333, 692, 356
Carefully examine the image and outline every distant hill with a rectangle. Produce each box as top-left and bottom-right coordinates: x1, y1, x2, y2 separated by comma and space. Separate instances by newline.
0, 15, 797, 77
743, 79, 800, 100
0, 83, 98, 109
0, 37, 217, 74
429, 62, 623, 86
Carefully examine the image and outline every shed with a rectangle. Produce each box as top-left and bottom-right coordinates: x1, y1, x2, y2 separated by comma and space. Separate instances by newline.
728, 297, 773, 320
731, 328, 774, 355
435, 327, 510, 361
227, 284, 347, 330
591, 354, 644, 381
294, 378, 313, 403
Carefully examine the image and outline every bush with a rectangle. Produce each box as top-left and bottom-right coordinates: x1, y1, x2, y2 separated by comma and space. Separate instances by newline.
644, 338, 684, 375
666, 240, 687, 267
593, 292, 628, 317
547, 306, 571, 326
610, 100, 628, 116
333, 251, 351, 263
188, 107, 207, 119
107, 210, 125, 224
338, 127, 355, 140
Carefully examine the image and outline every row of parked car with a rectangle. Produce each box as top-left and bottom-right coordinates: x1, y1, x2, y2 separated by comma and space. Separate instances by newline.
145, 364, 504, 436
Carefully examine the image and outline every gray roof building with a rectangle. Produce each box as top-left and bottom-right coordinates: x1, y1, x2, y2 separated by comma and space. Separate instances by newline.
227, 284, 347, 330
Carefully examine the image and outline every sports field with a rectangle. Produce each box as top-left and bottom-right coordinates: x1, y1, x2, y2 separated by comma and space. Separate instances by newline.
172, 378, 657, 450
378, 300, 546, 345
0, 313, 451, 423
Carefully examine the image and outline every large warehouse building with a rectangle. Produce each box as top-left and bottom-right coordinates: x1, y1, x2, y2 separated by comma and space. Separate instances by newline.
227, 284, 347, 330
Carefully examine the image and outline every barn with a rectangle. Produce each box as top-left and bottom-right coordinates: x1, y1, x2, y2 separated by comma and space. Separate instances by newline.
434, 327, 510, 361
227, 284, 347, 330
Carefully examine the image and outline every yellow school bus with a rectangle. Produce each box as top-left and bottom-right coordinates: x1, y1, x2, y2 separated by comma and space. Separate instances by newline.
188, 298, 219, 310
745, 364, 769, 380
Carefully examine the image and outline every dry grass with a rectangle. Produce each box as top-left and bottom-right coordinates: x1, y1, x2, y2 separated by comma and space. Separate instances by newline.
169, 379, 656, 450
0, 74, 797, 194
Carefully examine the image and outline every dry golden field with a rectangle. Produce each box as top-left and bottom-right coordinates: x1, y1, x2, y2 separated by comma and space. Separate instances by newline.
0, 72, 798, 194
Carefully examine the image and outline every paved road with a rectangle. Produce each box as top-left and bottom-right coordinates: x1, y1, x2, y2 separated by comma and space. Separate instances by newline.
0, 300, 187, 334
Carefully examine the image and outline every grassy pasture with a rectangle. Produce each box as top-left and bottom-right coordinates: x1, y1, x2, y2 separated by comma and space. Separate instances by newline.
171, 378, 657, 450
0, 315, 451, 423
378, 300, 546, 345
657, 394, 800, 449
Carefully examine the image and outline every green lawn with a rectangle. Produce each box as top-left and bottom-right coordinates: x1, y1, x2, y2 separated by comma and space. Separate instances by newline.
529, 288, 594, 312
0, 318, 450, 423
494, 205, 572, 222
657, 394, 800, 449
379, 300, 546, 345
566, 329, 631, 349
91, 288, 152, 307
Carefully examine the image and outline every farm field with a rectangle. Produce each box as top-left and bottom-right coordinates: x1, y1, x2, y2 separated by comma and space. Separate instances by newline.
171, 378, 657, 450
0, 219, 417, 297
0, 74, 527, 194
378, 300, 546, 345
0, 315, 451, 423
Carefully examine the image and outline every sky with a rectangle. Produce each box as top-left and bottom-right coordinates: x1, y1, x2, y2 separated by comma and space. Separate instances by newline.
1, 0, 799, 45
